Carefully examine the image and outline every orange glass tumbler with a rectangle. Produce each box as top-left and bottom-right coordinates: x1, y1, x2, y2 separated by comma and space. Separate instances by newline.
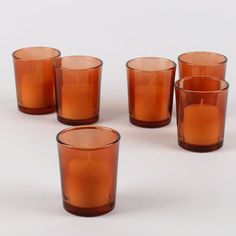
53, 56, 102, 125
126, 57, 176, 127
175, 77, 229, 152
57, 126, 120, 216
13, 47, 61, 114
178, 51, 227, 80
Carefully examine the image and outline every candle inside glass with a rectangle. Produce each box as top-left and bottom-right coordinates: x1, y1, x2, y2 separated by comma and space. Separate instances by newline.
175, 77, 229, 152
61, 83, 95, 120
20, 73, 54, 108
57, 126, 120, 216
64, 153, 115, 208
133, 82, 169, 122
183, 100, 220, 145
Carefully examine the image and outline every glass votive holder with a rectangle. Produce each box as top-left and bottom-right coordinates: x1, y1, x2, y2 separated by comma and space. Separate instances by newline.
57, 126, 120, 216
178, 51, 227, 80
13, 47, 61, 114
175, 77, 229, 152
53, 56, 102, 125
126, 57, 176, 128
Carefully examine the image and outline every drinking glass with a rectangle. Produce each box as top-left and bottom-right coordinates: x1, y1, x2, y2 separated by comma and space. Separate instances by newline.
53, 56, 103, 125
126, 57, 176, 128
57, 126, 120, 216
13, 47, 61, 114
175, 77, 229, 152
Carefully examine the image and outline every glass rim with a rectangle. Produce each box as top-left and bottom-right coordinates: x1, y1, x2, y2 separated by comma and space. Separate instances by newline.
56, 126, 121, 150
178, 51, 228, 66
175, 77, 229, 94
52, 55, 103, 71
12, 46, 61, 61
126, 56, 176, 72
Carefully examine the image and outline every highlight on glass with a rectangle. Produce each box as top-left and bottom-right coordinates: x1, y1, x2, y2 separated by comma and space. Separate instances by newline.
175, 77, 229, 152
57, 126, 120, 216
178, 51, 227, 80
126, 57, 176, 128
13, 47, 61, 114
53, 56, 102, 125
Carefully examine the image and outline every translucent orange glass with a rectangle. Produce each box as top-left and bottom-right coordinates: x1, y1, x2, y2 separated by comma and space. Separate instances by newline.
53, 56, 102, 125
175, 77, 229, 152
126, 57, 176, 127
57, 126, 120, 216
178, 51, 227, 80
13, 47, 61, 114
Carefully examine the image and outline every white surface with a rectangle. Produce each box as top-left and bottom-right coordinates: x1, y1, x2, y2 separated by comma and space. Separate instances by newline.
0, 0, 236, 235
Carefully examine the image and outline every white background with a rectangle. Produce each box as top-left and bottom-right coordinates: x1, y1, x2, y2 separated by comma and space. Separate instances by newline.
0, 0, 236, 235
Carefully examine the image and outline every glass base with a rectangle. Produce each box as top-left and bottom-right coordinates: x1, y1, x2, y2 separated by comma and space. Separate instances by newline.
57, 115, 99, 126
129, 116, 171, 128
18, 104, 55, 115
63, 200, 115, 217
178, 140, 223, 152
